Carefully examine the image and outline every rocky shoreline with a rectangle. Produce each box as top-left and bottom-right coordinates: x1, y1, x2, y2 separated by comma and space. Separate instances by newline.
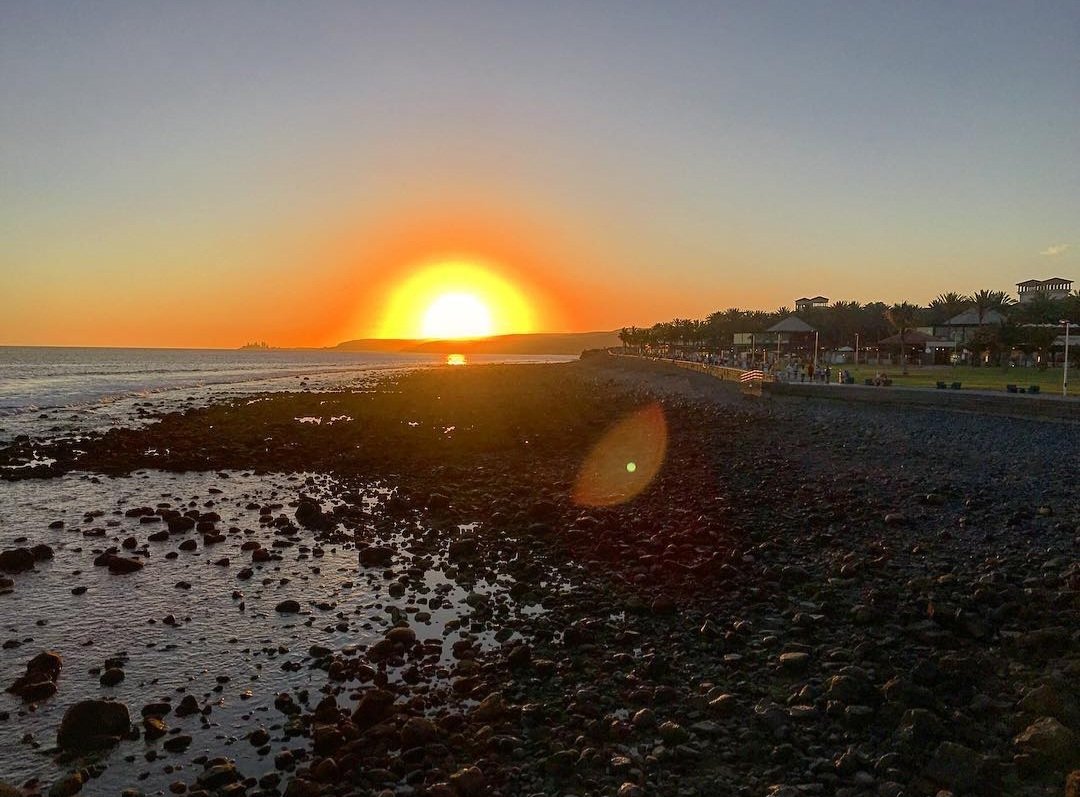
1, 358, 1077, 797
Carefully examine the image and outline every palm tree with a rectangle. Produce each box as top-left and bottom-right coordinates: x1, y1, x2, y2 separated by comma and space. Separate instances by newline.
885, 302, 920, 375
928, 292, 970, 325
966, 289, 1015, 325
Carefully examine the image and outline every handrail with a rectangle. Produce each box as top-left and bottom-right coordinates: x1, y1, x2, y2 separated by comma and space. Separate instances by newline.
609, 352, 775, 383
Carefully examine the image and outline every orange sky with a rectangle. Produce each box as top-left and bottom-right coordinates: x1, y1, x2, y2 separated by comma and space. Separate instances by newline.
1, 193, 712, 348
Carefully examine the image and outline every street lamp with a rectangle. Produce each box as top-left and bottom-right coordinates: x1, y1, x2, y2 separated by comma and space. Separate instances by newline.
1062, 320, 1071, 397
855, 333, 860, 366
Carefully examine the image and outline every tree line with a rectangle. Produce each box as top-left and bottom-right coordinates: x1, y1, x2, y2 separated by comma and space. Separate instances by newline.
618, 289, 1080, 365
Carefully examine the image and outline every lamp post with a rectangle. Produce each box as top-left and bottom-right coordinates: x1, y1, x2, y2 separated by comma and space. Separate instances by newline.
1062, 320, 1071, 397
814, 331, 819, 369
855, 333, 859, 366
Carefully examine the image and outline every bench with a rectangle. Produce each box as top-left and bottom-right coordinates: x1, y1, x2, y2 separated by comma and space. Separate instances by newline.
1029, 384, 1040, 394
1006, 384, 1017, 393
936, 381, 947, 390
950, 382, 962, 390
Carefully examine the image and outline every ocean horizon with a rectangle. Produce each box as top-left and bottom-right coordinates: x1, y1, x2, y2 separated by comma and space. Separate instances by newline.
0, 346, 574, 443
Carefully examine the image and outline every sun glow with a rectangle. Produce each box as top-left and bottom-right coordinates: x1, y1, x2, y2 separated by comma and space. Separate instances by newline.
378, 258, 534, 339
421, 292, 493, 339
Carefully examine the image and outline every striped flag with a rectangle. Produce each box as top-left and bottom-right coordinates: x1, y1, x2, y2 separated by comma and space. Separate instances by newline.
739, 370, 765, 383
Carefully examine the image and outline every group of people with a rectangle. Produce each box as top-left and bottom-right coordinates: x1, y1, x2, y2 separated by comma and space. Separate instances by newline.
773, 361, 858, 384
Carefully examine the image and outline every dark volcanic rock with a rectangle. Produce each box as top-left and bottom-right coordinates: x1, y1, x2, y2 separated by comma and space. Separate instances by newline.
105, 556, 143, 574
0, 548, 35, 573
1015, 717, 1080, 772
295, 499, 329, 530
166, 516, 195, 534
359, 545, 394, 567
6, 650, 62, 701
351, 689, 395, 729
56, 699, 130, 750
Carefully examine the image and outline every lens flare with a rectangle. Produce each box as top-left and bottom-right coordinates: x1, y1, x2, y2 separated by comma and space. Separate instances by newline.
573, 403, 667, 507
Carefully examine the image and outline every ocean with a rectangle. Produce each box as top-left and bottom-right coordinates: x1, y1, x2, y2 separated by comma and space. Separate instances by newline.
0, 346, 573, 443
0, 346, 573, 790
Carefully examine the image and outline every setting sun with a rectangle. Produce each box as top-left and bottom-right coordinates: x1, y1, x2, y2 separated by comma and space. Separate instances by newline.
378, 258, 534, 339
421, 292, 493, 339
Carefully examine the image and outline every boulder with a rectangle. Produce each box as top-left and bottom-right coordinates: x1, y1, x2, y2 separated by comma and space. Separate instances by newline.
166, 516, 195, 533
471, 692, 506, 722
923, 741, 984, 791
0, 548, 35, 573
56, 699, 131, 750
449, 767, 485, 797
1015, 717, 1080, 771
197, 764, 240, 790
143, 716, 167, 740
175, 694, 200, 716
162, 734, 192, 752
400, 716, 438, 748
447, 538, 477, 561
826, 673, 877, 705
106, 556, 143, 574
7, 650, 62, 701
294, 500, 328, 530
47, 772, 85, 797
385, 626, 416, 646
351, 689, 395, 729
359, 546, 393, 567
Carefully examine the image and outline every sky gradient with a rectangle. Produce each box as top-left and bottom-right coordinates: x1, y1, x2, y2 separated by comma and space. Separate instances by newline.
2, 1, 1078, 347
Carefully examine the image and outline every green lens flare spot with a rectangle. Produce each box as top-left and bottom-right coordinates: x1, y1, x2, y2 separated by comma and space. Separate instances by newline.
626, 462, 637, 473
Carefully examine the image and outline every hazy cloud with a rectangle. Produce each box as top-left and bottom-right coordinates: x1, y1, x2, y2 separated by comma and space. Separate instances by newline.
1040, 243, 1070, 256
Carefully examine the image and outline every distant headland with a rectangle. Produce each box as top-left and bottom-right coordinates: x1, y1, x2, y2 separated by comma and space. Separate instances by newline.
333, 330, 622, 356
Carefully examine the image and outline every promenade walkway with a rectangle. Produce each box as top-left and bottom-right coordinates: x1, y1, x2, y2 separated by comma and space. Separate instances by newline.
610, 352, 1080, 422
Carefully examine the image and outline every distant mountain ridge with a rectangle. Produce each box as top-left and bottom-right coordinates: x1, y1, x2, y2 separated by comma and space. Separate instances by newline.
333, 330, 621, 355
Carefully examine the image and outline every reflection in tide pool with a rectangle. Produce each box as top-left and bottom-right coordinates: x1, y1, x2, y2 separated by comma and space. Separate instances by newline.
445, 353, 467, 366
0, 470, 549, 793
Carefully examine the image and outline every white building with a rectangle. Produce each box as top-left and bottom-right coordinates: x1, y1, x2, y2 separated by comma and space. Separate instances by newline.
1016, 277, 1072, 304
794, 296, 828, 311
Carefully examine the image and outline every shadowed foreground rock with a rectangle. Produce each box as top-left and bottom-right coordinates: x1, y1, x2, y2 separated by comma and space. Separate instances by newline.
6, 650, 62, 702
56, 700, 131, 751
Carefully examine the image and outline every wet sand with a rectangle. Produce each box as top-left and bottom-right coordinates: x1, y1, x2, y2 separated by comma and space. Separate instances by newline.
1, 357, 1078, 797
